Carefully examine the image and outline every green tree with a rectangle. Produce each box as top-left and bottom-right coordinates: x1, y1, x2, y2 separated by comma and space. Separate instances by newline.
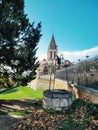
0, 0, 42, 87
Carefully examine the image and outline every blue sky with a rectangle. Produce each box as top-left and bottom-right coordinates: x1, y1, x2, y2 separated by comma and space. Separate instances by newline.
24, 0, 98, 62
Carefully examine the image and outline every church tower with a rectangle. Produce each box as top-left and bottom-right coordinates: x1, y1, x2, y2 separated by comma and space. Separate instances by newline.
47, 34, 58, 65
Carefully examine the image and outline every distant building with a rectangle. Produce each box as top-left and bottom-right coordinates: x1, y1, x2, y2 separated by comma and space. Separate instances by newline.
38, 34, 72, 75
38, 34, 58, 74
38, 59, 48, 74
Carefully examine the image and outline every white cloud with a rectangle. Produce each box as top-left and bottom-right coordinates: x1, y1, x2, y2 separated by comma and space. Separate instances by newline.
37, 46, 98, 63
60, 46, 98, 63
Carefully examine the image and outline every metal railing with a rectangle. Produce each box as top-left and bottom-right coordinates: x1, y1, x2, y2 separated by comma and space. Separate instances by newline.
55, 59, 98, 90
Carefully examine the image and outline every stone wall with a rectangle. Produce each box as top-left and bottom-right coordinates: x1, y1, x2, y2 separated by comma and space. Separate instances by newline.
55, 79, 98, 104
28, 78, 98, 104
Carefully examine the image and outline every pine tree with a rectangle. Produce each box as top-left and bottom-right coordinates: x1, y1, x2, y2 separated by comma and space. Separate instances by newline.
0, 0, 42, 86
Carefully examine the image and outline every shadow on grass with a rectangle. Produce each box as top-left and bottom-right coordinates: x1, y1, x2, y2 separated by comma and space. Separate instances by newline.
0, 99, 42, 115
0, 99, 43, 130
0, 87, 18, 94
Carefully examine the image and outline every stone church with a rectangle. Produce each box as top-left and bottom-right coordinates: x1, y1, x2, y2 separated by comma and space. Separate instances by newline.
38, 34, 58, 74
38, 34, 72, 75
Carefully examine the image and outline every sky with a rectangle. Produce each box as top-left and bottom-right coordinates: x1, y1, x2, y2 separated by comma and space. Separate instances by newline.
24, 0, 98, 63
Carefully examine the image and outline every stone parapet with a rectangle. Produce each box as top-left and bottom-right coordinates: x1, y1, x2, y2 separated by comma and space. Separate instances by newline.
55, 79, 98, 104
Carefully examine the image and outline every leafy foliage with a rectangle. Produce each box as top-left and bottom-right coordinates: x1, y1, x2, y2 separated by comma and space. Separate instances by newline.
0, 73, 15, 88
0, 98, 98, 130
11, 99, 98, 130
60, 99, 98, 130
0, 0, 42, 87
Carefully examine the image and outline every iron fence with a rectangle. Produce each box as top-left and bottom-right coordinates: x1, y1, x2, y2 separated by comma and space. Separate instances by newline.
55, 59, 98, 90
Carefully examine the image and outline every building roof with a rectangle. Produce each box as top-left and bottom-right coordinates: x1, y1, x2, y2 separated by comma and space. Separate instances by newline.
48, 34, 57, 49
40, 59, 48, 66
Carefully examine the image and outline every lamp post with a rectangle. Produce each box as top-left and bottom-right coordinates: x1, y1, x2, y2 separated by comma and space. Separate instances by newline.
86, 55, 89, 70
77, 59, 81, 85
65, 60, 69, 81
71, 62, 75, 84
85, 55, 89, 87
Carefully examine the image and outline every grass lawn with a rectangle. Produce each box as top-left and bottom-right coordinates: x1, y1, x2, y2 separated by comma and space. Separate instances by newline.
0, 86, 43, 99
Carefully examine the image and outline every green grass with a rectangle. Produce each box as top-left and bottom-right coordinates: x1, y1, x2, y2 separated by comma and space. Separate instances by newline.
8, 109, 32, 116
0, 86, 43, 99
0, 108, 34, 117
8, 111, 25, 116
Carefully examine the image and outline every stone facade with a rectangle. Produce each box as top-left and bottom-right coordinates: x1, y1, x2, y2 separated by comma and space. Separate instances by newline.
43, 89, 73, 111
37, 34, 58, 75
55, 79, 98, 104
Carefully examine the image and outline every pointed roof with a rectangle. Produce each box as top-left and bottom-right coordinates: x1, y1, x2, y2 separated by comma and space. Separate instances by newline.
48, 34, 57, 49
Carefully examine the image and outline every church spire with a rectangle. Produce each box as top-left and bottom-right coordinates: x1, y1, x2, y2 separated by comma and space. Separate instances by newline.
47, 34, 58, 65
49, 34, 57, 49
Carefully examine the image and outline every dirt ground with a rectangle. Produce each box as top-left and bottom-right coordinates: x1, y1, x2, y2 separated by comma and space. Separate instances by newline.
0, 99, 41, 130
1, 100, 98, 130
0, 115, 20, 130
0, 100, 66, 130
